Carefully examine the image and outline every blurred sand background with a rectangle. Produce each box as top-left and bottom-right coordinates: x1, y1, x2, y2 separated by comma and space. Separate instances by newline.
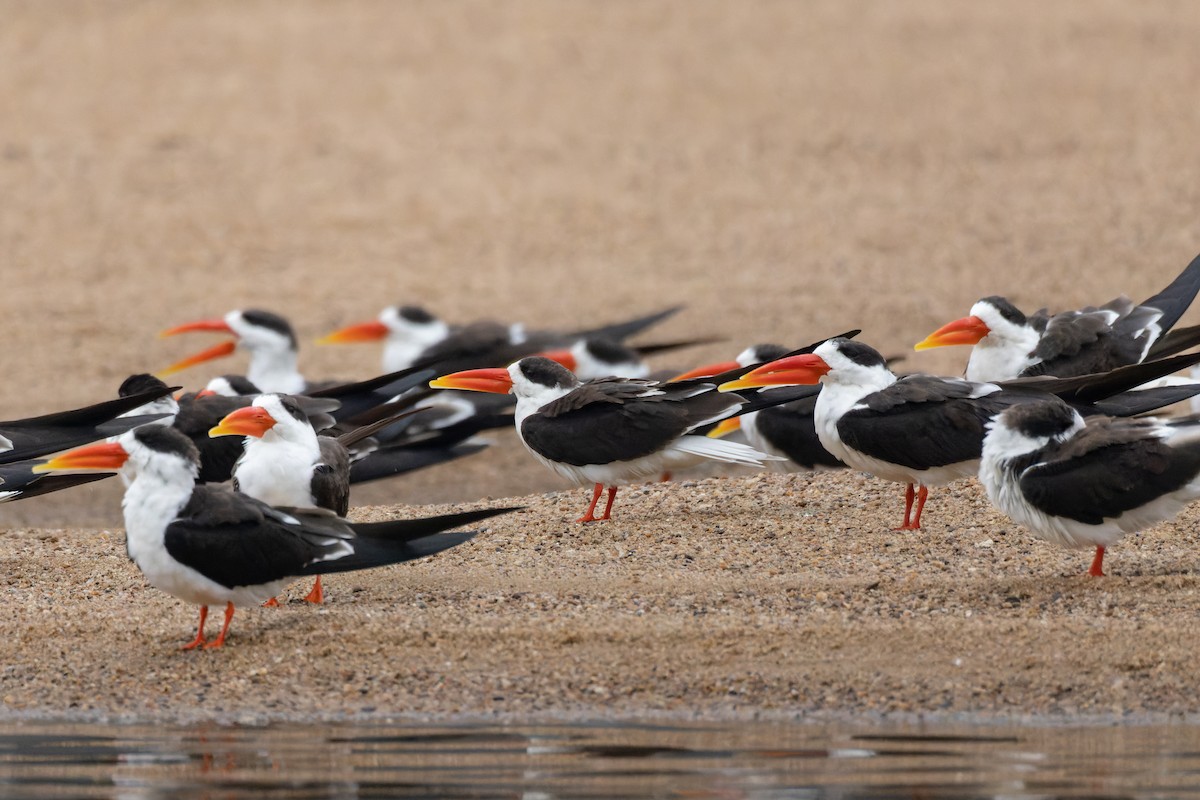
5, 2, 1200, 722
4, 0, 1200, 526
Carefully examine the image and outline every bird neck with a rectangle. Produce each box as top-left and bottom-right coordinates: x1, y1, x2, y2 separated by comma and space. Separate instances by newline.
246, 425, 320, 460
234, 437, 319, 508
382, 320, 451, 372
965, 324, 1040, 382
814, 368, 894, 431
246, 349, 305, 394
121, 467, 195, 560
513, 383, 572, 427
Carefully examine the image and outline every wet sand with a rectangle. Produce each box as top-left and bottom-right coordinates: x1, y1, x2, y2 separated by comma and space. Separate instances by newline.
3, 1, 1200, 723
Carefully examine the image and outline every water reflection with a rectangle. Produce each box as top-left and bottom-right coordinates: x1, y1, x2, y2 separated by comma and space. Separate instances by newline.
0, 719, 1198, 798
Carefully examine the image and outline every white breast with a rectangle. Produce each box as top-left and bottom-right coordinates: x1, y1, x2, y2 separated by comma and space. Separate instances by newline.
235, 438, 318, 508
122, 474, 287, 607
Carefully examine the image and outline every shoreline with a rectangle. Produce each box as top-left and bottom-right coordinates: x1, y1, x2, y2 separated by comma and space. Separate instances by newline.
5, 472, 1200, 727
3, 703, 1198, 731
3, 713, 1197, 732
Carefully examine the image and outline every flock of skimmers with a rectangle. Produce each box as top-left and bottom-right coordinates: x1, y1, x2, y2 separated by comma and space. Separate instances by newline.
7, 253, 1200, 649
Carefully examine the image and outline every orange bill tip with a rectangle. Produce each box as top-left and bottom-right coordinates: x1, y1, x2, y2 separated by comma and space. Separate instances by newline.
33, 441, 129, 473
157, 340, 238, 377
159, 318, 234, 339
429, 368, 514, 394
719, 354, 831, 390
316, 320, 389, 345
208, 406, 276, 438
914, 316, 991, 351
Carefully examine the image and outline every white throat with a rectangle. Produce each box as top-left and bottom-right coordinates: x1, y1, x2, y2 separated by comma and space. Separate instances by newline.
121, 459, 196, 568
382, 319, 452, 372
964, 309, 1041, 382
246, 349, 305, 394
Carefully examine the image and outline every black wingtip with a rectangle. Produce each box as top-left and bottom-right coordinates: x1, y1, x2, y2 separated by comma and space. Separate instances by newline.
1091, 383, 1200, 417
726, 383, 822, 415
0, 469, 113, 502
334, 407, 428, 449
302, 505, 523, 575
1146, 323, 1200, 361
0, 387, 182, 465
309, 366, 437, 419
1009, 350, 1200, 403
567, 306, 685, 343
347, 441, 489, 485
0, 384, 180, 430
351, 505, 524, 540
298, 530, 480, 575
779, 329, 862, 360
1139, 250, 1200, 334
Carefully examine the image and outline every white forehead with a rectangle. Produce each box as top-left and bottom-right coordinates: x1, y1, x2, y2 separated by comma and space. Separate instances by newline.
506, 360, 527, 386
507, 360, 562, 399
224, 309, 250, 333
813, 340, 841, 362
117, 428, 161, 465
968, 299, 1013, 329
252, 393, 288, 417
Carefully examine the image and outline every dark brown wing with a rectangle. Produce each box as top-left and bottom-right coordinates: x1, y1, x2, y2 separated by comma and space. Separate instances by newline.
522, 400, 686, 466
413, 321, 527, 374
839, 377, 1008, 470
1023, 305, 1149, 378
523, 381, 743, 466
538, 379, 663, 417
858, 375, 991, 412
164, 486, 356, 589
1018, 420, 1200, 524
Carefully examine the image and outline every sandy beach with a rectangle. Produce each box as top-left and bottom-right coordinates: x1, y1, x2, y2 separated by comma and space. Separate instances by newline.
3, 1, 1200, 723
5, 471, 1200, 724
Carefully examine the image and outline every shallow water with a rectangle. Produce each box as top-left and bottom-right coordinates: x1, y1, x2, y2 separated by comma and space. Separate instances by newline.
1, 718, 1197, 799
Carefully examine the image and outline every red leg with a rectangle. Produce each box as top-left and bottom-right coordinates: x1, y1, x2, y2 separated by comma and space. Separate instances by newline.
304, 576, 324, 604
576, 483, 605, 523
660, 471, 672, 482
181, 605, 208, 650
1088, 546, 1106, 577
598, 486, 618, 520
909, 485, 929, 530
894, 484, 916, 530
203, 602, 235, 649
262, 597, 280, 608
